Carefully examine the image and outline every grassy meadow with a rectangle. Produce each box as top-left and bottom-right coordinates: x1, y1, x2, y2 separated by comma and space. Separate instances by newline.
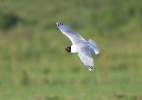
0, 0, 142, 100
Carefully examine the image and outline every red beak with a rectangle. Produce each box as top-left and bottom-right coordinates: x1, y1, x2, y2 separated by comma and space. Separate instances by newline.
62, 49, 67, 52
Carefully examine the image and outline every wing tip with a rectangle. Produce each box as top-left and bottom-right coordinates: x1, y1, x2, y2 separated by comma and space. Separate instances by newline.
86, 65, 94, 71
56, 22, 63, 27
88, 67, 94, 71
56, 22, 59, 24
88, 69, 94, 71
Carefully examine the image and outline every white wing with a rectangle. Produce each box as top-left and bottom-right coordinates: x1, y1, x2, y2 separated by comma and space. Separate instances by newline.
78, 46, 94, 71
56, 22, 86, 45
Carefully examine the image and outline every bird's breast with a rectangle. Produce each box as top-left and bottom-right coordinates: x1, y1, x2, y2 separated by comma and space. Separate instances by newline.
71, 45, 78, 53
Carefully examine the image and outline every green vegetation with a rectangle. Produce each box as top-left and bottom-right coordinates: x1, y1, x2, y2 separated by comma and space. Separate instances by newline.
0, 0, 142, 100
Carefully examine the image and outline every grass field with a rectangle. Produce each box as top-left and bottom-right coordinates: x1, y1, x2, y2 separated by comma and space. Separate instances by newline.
0, 0, 142, 100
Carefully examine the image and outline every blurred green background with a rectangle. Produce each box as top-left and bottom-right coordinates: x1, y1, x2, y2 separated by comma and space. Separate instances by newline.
0, 0, 142, 100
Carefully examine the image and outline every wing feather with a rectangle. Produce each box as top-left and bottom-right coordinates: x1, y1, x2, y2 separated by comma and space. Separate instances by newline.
56, 22, 86, 45
78, 46, 94, 71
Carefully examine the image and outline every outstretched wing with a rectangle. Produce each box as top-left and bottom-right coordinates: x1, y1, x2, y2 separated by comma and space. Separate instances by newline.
56, 22, 86, 45
78, 46, 94, 71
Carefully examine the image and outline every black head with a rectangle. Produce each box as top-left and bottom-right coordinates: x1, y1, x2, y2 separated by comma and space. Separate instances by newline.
62, 46, 71, 52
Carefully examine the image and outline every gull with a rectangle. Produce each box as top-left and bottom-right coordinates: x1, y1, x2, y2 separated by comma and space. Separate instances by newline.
56, 22, 100, 71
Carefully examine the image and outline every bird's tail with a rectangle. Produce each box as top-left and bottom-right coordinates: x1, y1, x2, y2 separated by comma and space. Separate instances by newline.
88, 39, 100, 55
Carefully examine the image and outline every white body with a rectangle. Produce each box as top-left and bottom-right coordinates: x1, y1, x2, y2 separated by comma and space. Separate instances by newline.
71, 39, 100, 54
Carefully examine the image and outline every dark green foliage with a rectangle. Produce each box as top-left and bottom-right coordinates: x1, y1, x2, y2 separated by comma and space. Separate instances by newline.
0, 11, 20, 30
111, 62, 128, 71
21, 70, 30, 86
